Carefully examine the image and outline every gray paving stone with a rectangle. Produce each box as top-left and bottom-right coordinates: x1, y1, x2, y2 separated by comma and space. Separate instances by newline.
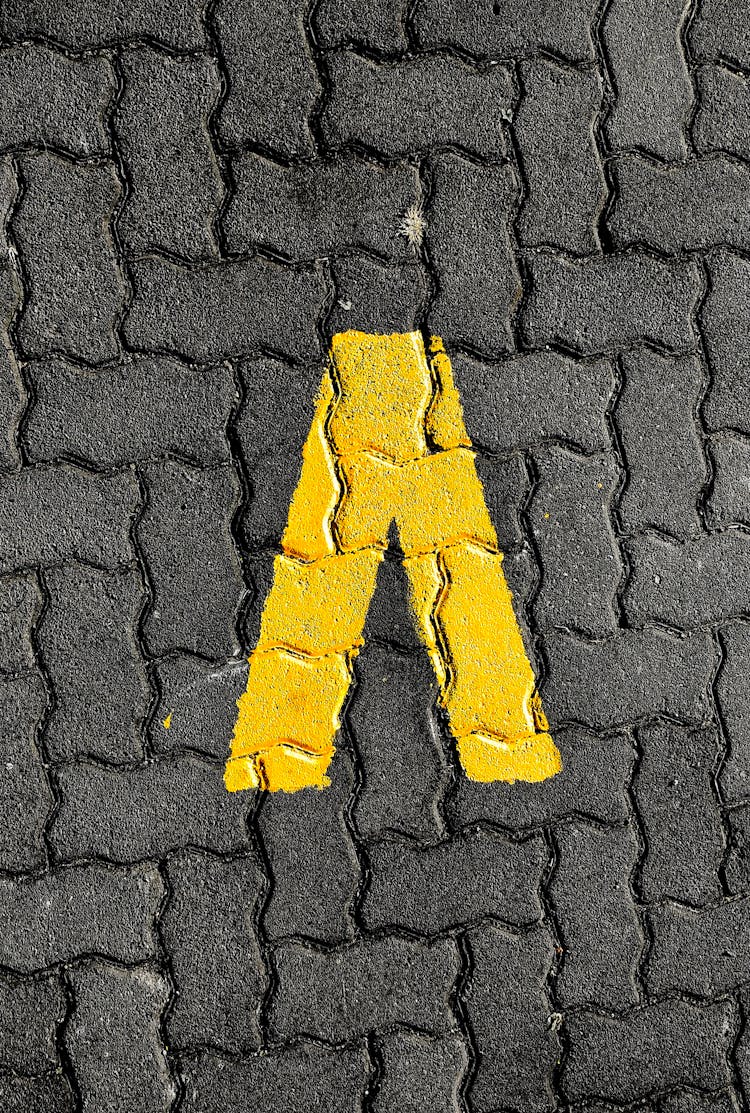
626, 531, 750, 626
543, 627, 714, 729
0, 1074, 74, 1113
453, 726, 633, 829
703, 251, 750, 434
611, 156, 750, 252
272, 935, 458, 1040
125, 256, 324, 363
452, 350, 614, 455
258, 751, 359, 942
523, 252, 700, 355
216, 0, 318, 156
27, 354, 235, 467
0, 264, 23, 469
709, 434, 750, 526
0, 674, 51, 871
427, 153, 520, 356
162, 851, 266, 1051
0, 863, 163, 971
52, 753, 251, 862
0, 571, 40, 675
14, 154, 124, 362
516, 59, 604, 253
529, 447, 622, 636
322, 52, 512, 158
182, 1045, 369, 1113
1, 0, 207, 49
717, 621, 750, 802
473, 451, 527, 550
374, 1032, 466, 1113
603, 0, 691, 160
349, 641, 448, 841
364, 829, 545, 933
563, 1000, 736, 1102
663, 1093, 740, 1113
328, 256, 425, 336
0, 972, 64, 1073
0, 46, 112, 156
227, 155, 417, 262
314, 0, 407, 50
0, 465, 139, 573
116, 51, 222, 259
67, 961, 175, 1113
39, 565, 149, 762
616, 351, 705, 536
691, 0, 750, 66
138, 461, 244, 658
152, 654, 247, 760
695, 65, 750, 159
636, 720, 724, 904
552, 823, 641, 1009
466, 924, 557, 1113
411, 0, 597, 60
649, 896, 750, 997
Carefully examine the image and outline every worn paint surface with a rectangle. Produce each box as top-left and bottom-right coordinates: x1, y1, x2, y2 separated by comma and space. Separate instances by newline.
225, 331, 561, 793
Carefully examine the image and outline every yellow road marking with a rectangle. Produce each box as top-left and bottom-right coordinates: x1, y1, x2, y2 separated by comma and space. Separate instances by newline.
226, 331, 561, 793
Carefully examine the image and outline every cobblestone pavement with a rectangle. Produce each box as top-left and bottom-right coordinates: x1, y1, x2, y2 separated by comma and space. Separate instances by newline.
2, 1, 750, 1110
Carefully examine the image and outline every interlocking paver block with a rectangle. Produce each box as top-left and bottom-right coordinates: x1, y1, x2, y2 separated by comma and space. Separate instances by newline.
0, 46, 112, 156
516, 59, 604, 253
182, 1045, 369, 1113
125, 256, 324, 363
1, 0, 207, 49
0, 863, 163, 971
375, 1032, 468, 1113
0, 1074, 73, 1113
616, 351, 705, 536
272, 935, 459, 1040
695, 65, 750, 159
162, 852, 266, 1051
115, 51, 222, 259
551, 823, 641, 1009
636, 720, 724, 903
321, 52, 513, 158
524, 252, 700, 355
709, 434, 750, 526
314, 0, 406, 50
603, 0, 691, 160
67, 962, 175, 1113
611, 156, 750, 252
543, 627, 715, 728
0, 571, 40, 676
216, 0, 319, 156
0, 972, 64, 1074
412, 0, 597, 60
14, 154, 124, 362
564, 1001, 736, 1102
227, 155, 417, 261
0, 465, 139, 572
51, 754, 251, 861
467, 924, 558, 1113
258, 752, 359, 942
691, 0, 750, 66
702, 251, 750, 433
39, 565, 149, 761
0, 675, 51, 871
364, 828, 545, 933
649, 897, 750, 997
427, 154, 520, 356
27, 354, 235, 467
529, 447, 621, 636
138, 461, 244, 657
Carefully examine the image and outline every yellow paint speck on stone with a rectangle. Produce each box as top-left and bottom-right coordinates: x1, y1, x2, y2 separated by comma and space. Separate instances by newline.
225, 330, 561, 793
162, 712, 172, 730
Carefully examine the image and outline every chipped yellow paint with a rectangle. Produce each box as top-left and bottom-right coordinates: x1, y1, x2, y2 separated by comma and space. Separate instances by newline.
162, 712, 172, 730
226, 330, 561, 793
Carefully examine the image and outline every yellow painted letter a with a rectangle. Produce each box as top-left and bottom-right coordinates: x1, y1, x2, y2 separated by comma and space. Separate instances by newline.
225, 331, 562, 794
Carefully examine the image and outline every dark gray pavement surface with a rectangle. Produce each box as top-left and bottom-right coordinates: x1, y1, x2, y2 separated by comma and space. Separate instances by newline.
2, 0, 750, 1109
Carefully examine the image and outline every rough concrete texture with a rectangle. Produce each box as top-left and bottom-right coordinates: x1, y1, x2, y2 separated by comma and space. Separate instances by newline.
1, 1, 750, 1109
